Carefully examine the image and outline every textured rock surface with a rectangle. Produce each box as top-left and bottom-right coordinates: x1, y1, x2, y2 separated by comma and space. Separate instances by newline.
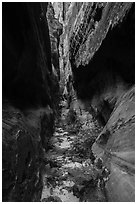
69, 3, 133, 67
2, 106, 52, 201
2, 2, 58, 201
2, 2, 135, 202
92, 86, 135, 201
47, 3, 63, 79
53, 2, 135, 202
57, 2, 134, 123
46, 3, 63, 114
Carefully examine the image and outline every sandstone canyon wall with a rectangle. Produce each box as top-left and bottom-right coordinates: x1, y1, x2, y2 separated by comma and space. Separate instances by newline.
2, 2, 61, 201
2, 2, 135, 202
53, 2, 135, 202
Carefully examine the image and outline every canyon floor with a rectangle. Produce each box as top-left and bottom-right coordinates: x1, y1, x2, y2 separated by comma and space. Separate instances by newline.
41, 104, 109, 202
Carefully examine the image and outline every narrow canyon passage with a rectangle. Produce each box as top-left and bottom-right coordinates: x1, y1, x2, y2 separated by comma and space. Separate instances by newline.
41, 105, 107, 202
2, 2, 135, 202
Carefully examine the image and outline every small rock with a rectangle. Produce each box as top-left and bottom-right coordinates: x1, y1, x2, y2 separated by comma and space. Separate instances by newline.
73, 185, 80, 197
42, 196, 62, 202
95, 158, 103, 169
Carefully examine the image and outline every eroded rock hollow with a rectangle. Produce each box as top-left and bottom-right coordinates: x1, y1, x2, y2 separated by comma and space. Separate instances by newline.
2, 2, 135, 202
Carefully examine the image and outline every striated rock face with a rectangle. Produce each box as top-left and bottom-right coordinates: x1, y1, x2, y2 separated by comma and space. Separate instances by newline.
2, 2, 59, 201
54, 2, 135, 202
46, 3, 63, 79
46, 3, 63, 113
57, 2, 134, 122
92, 86, 135, 201
69, 3, 133, 67
70, 2, 134, 123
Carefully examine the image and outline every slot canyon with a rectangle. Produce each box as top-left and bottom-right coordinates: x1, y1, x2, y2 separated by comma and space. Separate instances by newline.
2, 2, 135, 202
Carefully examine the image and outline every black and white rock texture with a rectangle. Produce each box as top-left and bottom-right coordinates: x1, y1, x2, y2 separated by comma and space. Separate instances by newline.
2, 2, 59, 201
53, 2, 135, 202
2, 2, 135, 202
